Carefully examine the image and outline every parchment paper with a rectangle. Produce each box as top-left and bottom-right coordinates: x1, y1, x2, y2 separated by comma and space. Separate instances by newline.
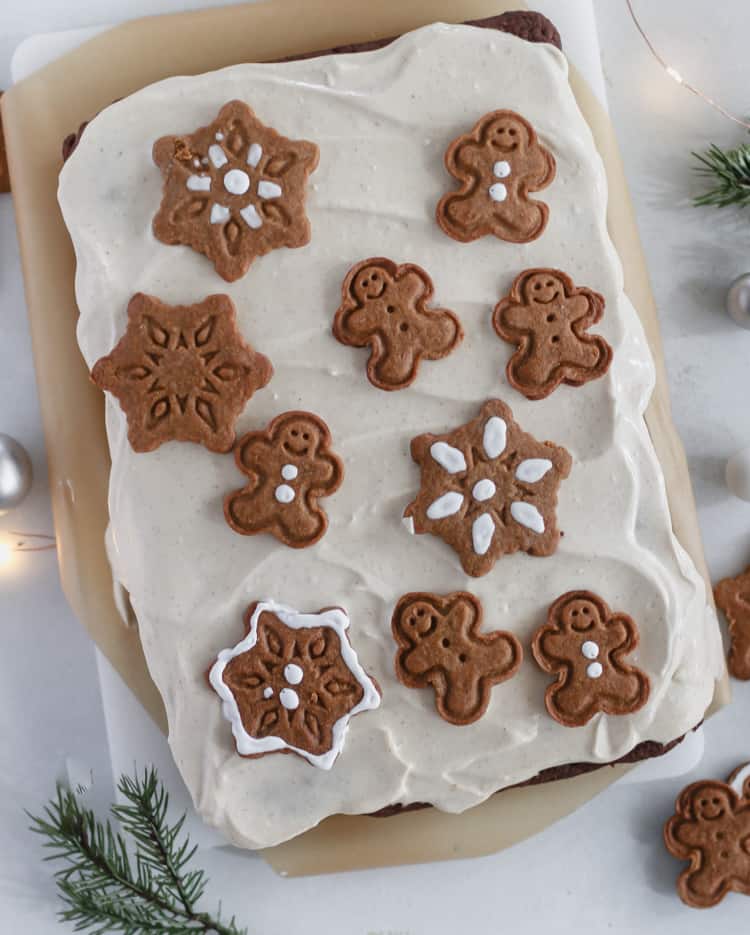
1, 0, 729, 876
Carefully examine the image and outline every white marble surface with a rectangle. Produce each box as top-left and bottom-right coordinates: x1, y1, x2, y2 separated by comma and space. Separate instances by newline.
2, 1, 750, 932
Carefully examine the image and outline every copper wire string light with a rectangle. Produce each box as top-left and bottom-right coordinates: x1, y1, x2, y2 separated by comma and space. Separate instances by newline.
625, 0, 750, 131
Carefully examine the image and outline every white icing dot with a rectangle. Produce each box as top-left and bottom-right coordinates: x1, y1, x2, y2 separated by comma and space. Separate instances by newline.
472, 479, 496, 502
223, 168, 251, 195
430, 442, 467, 474
426, 491, 464, 520
489, 183, 508, 202
587, 662, 603, 679
483, 416, 507, 459
472, 513, 495, 556
493, 160, 511, 178
515, 458, 553, 484
201, 157, 209, 166
281, 464, 299, 480
208, 144, 228, 168
247, 142, 263, 168
510, 501, 545, 534
192, 158, 201, 168
186, 174, 211, 191
210, 203, 230, 224
240, 204, 263, 229
275, 484, 295, 504
258, 180, 282, 199
263, 686, 273, 699
581, 640, 599, 660
284, 663, 303, 685
215, 131, 224, 141
279, 688, 299, 710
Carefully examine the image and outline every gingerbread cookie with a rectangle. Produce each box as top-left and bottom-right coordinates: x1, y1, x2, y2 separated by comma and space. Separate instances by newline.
209, 600, 380, 769
492, 268, 612, 400
664, 763, 750, 909
714, 565, 750, 680
0, 93, 9, 193
391, 592, 522, 725
152, 100, 319, 282
436, 110, 555, 245
531, 591, 650, 727
91, 293, 272, 453
224, 411, 343, 548
332, 258, 463, 391
403, 399, 571, 577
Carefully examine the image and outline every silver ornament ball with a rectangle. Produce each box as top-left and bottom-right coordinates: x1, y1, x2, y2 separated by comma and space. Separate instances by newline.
726, 273, 750, 330
0, 434, 33, 514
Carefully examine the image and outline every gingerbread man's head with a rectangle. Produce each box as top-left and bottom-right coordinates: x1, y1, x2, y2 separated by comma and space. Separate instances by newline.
521, 271, 566, 306
681, 783, 737, 823
394, 599, 440, 642
555, 594, 604, 634
351, 263, 392, 302
276, 415, 324, 459
483, 113, 530, 154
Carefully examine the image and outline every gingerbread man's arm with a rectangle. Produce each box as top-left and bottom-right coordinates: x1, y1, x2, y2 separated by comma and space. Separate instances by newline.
305, 451, 344, 492
494, 299, 536, 336
446, 140, 488, 180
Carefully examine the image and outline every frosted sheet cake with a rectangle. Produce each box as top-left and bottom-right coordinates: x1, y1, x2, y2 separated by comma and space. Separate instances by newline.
58, 14, 724, 849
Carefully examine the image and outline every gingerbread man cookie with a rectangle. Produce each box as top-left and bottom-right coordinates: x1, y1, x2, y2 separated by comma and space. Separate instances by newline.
664, 763, 750, 908
531, 590, 650, 727
153, 100, 319, 282
436, 110, 555, 245
209, 600, 381, 769
332, 258, 463, 391
493, 268, 612, 400
91, 293, 273, 453
392, 592, 522, 725
224, 411, 343, 548
714, 565, 750, 680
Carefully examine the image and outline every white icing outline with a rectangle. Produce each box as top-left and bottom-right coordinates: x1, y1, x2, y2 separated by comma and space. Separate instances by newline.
210, 204, 230, 224
515, 458, 552, 483
430, 441, 467, 474
247, 143, 263, 168
240, 204, 263, 229
208, 144, 228, 168
426, 491, 464, 519
258, 180, 282, 199
223, 168, 251, 195
186, 174, 211, 191
472, 513, 495, 555
483, 416, 507, 459
730, 763, 750, 796
472, 478, 496, 502
510, 501, 545, 533
209, 600, 380, 770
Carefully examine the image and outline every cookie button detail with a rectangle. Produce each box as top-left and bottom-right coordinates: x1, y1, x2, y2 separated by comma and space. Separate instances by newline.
404, 399, 571, 577
531, 590, 650, 727
436, 110, 555, 244
152, 100, 319, 282
209, 601, 380, 769
225, 411, 343, 548
391, 592, 522, 725
332, 257, 463, 391
493, 268, 613, 400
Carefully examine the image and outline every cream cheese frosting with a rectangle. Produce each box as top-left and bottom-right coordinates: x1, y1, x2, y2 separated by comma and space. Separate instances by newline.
58, 23, 724, 849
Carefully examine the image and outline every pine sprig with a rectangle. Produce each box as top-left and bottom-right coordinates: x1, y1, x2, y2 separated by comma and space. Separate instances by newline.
693, 142, 750, 208
27, 767, 246, 935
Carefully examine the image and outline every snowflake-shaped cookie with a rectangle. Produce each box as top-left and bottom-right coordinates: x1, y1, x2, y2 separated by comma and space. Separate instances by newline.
91, 293, 272, 453
403, 399, 571, 577
152, 100, 319, 282
209, 601, 381, 769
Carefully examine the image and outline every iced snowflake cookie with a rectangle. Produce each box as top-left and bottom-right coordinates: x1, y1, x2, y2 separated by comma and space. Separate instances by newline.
664, 763, 750, 908
714, 565, 750, 680
91, 293, 272, 453
391, 591, 522, 725
209, 601, 380, 769
531, 591, 650, 728
492, 268, 612, 400
332, 257, 463, 391
152, 100, 319, 282
436, 110, 555, 245
224, 411, 343, 548
403, 399, 571, 577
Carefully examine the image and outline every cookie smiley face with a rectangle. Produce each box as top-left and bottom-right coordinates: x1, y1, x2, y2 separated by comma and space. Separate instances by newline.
279, 417, 322, 459
484, 113, 526, 154
352, 263, 390, 301
692, 787, 734, 823
521, 271, 566, 305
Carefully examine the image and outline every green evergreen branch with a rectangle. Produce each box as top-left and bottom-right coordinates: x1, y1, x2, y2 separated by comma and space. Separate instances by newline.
693, 142, 750, 208
27, 766, 246, 935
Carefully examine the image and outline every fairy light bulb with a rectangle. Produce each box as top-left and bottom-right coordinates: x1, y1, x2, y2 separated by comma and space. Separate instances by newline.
0, 540, 14, 568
